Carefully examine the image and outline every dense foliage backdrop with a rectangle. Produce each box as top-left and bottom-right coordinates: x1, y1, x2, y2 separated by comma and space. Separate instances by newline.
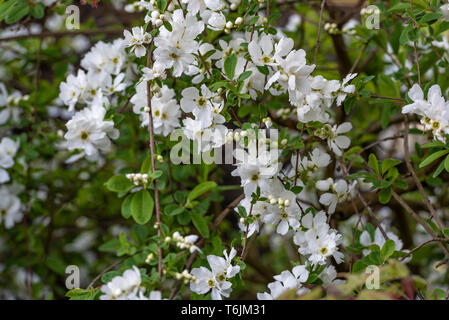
1, 0, 449, 300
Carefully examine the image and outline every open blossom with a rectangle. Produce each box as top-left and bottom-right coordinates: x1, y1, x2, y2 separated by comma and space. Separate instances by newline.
64, 100, 119, 162
100, 266, 146, 300
402, 84, 449, 142
0, 137, 19, 184
181, 0, 223, 15
0, 185, 23, 229
257, 265, 309, 300
190, 248, 240, 300
123, 26, 151, 58
317, 178, 356, 214
181, 85, 218, 127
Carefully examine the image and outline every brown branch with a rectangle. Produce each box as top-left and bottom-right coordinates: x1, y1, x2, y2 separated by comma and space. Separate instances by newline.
146, 40, 163, 282
400, 238, 449, 261
313, 0, 326, 66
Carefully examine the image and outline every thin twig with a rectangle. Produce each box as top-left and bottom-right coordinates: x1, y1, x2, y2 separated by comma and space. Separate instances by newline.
313, 0, 326, 65
146, 40, 163, 282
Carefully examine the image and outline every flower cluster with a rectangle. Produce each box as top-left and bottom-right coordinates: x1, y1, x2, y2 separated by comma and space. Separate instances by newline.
126, 173, 149, 186
166, 231, 200, 253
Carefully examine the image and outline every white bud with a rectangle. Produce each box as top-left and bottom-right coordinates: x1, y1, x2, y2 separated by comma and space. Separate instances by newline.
230, 3, 237, 10
281, 139, 288, 145
155, 19, 163, 27
235, 17, 243, 25
226, 21, 234, 29
151, 10, 160, 19
270, 198, 277, 205
278, 198, 284, 205
284, 199, 290, 207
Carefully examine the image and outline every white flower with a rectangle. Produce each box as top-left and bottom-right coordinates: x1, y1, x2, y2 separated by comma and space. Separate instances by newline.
315, 122, 352, 156
318, 179, 355, 214
263, 189, 301, 235
181, 85, 217, 127
123, 26, 151, 58
336, 73, 357, 106
142, 62, 167, 81
0, 137, 19, 184
0, 185, 23, 229
257, 265, 309, 300
307, 231, 343, 265
402, 84, 449, 142
190, 247, 240, 300
248, 34, 276, 67
181, 0, 223, 15
64, 100, 119, 161
100, 266, 145, 300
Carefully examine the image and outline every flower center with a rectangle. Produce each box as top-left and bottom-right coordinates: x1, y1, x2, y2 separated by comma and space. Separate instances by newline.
80, 131, 89, 141
320, 247, 328, 255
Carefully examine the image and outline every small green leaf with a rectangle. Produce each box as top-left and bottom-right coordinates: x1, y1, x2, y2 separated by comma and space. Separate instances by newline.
378, 187, 392, 204
191, 211, 209, 238
121, 194, 133, 219
164, 204, 185, 216
105, 175, 134, 193
381, 239, 396, 261
368, 153, 380, 175
238, 71, 252, 81
187, 181, 217, 202
131, 190, 154, 224
30, 3, 45, 19
381, 158, 401, 175
419, 150, 449, 168
224, 54, 237, 79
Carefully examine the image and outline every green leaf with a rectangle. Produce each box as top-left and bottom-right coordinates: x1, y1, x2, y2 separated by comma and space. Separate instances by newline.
105, 175, 134, 193
444, 155, 449, 172
5, 1, 29, 24
0, 0, 19, 22
131, 190, 154, 224
164, 204, 185, 216
381, 158, 401, 175
224, 54, 237, 79
368, 153, 380, 175
157, 0, 167, 11
352, 260, 368, 273
238, 71, 252, 81
121, 194, 133, 219
378, 187, 392, 204
191, 211, 209, 238
187, 181, 217, 202
381, 240, 396, 261
30, 3, 45, 19
149, 170, 163, 180
419, 150, 449, 168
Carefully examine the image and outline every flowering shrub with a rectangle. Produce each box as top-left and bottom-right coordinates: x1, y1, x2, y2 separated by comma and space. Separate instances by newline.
1, 0, 449, 300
